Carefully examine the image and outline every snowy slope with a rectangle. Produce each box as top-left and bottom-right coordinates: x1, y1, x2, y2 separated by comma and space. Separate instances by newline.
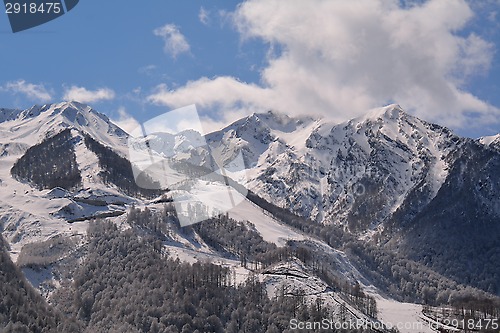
480, 133, 500, 146
0, 146, 85, 262
165, 180, 308, 246
227, 196, 307, 246
374, 297, 436, 332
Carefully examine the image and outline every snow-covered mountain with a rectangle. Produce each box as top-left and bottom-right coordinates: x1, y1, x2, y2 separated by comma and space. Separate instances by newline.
129, 103, 500, 293
1, 102, 499, 332
0, 101, 128, 151
0, 102, 153, 261
124, 102, 479, 240
3, 101, 498, 253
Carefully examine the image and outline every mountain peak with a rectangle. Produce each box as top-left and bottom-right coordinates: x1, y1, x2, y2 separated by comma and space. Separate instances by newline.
46, 101, 106, 122
53, 100, 92, 112
363, 103, 405, 122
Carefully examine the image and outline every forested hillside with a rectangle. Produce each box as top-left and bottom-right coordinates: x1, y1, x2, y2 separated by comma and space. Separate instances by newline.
50, 219, 379, 333
391, 140, 500, 295
10, 129, 81, 190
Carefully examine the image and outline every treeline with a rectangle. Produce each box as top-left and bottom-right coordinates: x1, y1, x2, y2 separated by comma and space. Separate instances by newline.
50, 220, 380, 333
11, 129, 81, 190
127, 204, 310, 269
423, 296, 500, 330
83, 134, 164, 199
246, 190, 348, 247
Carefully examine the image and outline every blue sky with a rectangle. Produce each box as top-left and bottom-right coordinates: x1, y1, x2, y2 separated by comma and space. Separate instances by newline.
0, 0, 499, 138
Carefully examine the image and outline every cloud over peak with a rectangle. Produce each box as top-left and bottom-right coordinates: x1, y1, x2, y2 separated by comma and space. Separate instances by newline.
63, 86, 115, 104
148, 0, 499, 130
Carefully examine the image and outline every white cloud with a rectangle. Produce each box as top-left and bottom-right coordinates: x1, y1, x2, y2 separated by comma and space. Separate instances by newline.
148, 77, 272, 110
63, 86, 115, 104
199, 7, 210, 25
110, 107, 140, 134
148, 0, 499, 130
2, 80, 52, 102
153, 24, 191, 59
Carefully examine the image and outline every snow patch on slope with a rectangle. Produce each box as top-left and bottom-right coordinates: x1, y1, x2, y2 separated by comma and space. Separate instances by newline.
227, 192, 307, 246
364, 286, 436, 333
480, 134, 500, 146
171, 180, 307, 246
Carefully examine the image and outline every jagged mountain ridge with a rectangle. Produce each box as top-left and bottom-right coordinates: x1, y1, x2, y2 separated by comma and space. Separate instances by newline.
205, 105, 462, 233
0, 102, 128, 150
3, 102, 498, 238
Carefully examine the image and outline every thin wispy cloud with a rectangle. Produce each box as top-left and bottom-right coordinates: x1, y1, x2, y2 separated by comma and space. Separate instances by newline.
488, 11, 497, 22
138, 65, 157, 76
153, 24, 191, 59
148, 0, 500, 130
63, 86, 115, 104
2, 80, 52, 102
199, 7, 210, 25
